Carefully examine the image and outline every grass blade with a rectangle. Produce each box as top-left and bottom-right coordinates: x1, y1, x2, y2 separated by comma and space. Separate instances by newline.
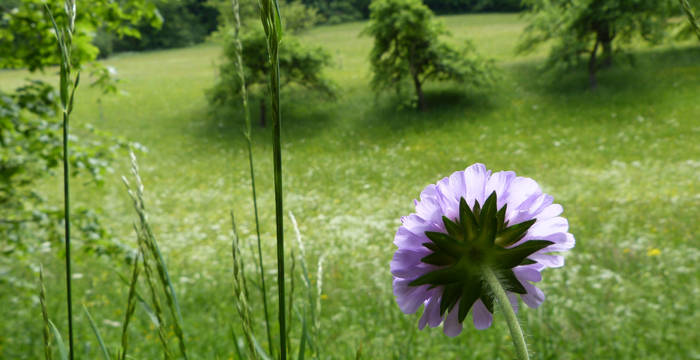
48, 320, 68, 360
120, 255, 141, 360
230, 211, 258, 358
251, 333, 274, 360
257, 0, 286, 357
229, 0, 274, 354
40, 265, 53, 360
230, 324, 244, 360
123, 152, 187, 359
83, 305, 111, 360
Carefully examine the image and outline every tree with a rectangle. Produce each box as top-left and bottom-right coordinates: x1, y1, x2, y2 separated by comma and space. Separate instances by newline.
208, 30, 334, 126
0, 0, 161, 71
364, 0, 495, 111
0, 0, 155, 262
519, 0, 675, 89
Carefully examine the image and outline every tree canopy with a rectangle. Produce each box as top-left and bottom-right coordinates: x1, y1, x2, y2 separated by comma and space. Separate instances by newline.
0, 0, 161, 71
208, 29, 334, 126
519, 0, 675, 88
365, 0, 494, 110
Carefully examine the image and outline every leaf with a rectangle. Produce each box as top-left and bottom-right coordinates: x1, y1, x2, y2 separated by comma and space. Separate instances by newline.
494, 219, 536, 248
83, 305, 111, 360
251, 332, 273, 360
48, 320, 68, 360
495, 240, 554, 269
230, 325, 243, 360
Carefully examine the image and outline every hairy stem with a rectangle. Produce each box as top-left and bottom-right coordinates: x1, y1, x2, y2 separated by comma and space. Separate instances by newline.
483, 267, 529, 360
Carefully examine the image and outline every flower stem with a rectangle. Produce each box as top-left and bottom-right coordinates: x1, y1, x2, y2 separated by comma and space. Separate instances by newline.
483, 267, 529, 360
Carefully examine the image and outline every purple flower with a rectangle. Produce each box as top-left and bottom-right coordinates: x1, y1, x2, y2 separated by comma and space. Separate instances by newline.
391, 163, 574, 336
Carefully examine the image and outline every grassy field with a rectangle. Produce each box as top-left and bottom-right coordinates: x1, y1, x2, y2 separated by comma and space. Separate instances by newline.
2, 13, 699, 359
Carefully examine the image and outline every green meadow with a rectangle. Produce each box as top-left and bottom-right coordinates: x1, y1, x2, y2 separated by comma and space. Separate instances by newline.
1, 13, 699, 359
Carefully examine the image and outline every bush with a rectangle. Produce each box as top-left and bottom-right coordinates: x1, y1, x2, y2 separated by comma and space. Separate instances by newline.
208, 29, 334, 127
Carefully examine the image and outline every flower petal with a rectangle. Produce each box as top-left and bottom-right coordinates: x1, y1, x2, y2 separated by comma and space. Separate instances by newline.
464, 163, 491, 207
521, 281, 545, 308
393, 278, 431, 314
486, 170, 516, 209
419, 297, 443, 330
472, 299, 493, 330
443, 301, 464, 337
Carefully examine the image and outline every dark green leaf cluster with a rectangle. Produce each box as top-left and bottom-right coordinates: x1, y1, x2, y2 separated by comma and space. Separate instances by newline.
364, 0, 495, 110
0, 0, 161, 71
519, 0, 676, 82
410, 192, 552, 323
96, 0, 220, 58
208, 29, 335, 113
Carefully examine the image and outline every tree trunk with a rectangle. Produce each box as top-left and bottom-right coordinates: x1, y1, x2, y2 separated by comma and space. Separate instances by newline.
601, 39, 613, 68
412, 72, 426, 112
588, 39, 600, 90
259, 98, 266, 128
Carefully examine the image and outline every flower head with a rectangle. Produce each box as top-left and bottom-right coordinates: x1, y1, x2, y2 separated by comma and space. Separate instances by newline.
391, 163, 574, 336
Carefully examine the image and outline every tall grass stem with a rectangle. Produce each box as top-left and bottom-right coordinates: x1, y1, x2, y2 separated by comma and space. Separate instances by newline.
46, 3, 79, 358
257, 0, 287, 357
230, 0, 274, 354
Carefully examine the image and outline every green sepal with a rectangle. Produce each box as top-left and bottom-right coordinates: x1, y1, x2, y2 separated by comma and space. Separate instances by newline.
497, 269, 527, 294
480, 290, 495, 314
420, 252, 455, 266
440, 283, 462, 315
459, 198, 478, 242
424, 231, 462, 255
519, 258, 537, 266
457, 276, 481, 322
442, 216, 462, 240
472, 201, 481, 224
422, 242, 439, 252
496, 204, 507, 233
494, 219, 536, 248
493, 240, 553, 269
476, 192, 498, 246
409, 266, 463, 287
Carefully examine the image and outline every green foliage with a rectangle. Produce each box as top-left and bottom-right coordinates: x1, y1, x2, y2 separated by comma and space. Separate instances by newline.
0, 0, 161, 71
365, 0, 494, 110
676, 0, 700, 40
519, 0, 675, 88
208, 29, 334, 125
282, 0, 323, 34
97, 0, 220, 57
301, 0, 369, 23
423, 0, 522, 13
0, 81, 130, 262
